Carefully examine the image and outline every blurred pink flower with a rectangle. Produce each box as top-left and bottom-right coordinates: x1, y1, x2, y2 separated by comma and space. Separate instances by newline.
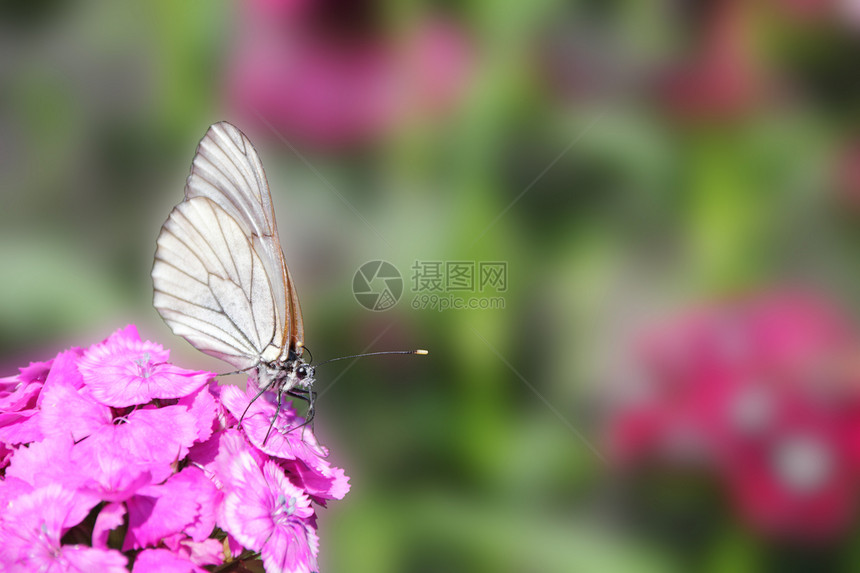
610, 291, 860, 538
659, 0, 768, 122
228, 0, 473, 148
836, 139, 860, 210
766, 0, 837, 21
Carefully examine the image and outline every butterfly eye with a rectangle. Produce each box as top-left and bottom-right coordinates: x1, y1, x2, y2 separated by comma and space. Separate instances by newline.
297, 365, 308, 379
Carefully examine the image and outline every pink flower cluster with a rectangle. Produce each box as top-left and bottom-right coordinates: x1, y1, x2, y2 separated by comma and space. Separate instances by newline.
610, 292, 860, 539
0, 325, 348, 572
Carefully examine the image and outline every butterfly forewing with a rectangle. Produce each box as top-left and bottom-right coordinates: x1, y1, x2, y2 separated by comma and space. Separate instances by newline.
152, 122, 304, 371
184, 123, 296, 349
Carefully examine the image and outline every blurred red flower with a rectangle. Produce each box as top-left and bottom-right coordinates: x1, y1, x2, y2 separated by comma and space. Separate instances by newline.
836, 139, 860, 209
767, 0, 837, 22
659, 0, 768, 122
228, 0, 473, 148
610, 291, 860, 539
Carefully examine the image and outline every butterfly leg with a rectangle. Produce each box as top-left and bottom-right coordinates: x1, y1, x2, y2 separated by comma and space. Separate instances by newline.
263, 389, 283, 445
238, 378, 271, 430
286, 389, 311, 403
217, 365, 257, 377
285, 389, 316, 436
307, 388, 316, 433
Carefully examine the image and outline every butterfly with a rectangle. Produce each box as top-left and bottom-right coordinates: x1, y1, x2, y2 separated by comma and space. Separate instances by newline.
152, 122, 316, 438
152, 122, 425, 440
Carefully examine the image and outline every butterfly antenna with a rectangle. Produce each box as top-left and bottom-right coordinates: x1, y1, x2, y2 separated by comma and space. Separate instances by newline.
302, 345, 314, 364
315, 349, 428, 368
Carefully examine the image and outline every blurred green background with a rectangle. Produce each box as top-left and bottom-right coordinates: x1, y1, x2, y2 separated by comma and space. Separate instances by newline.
2, 0, 860, 571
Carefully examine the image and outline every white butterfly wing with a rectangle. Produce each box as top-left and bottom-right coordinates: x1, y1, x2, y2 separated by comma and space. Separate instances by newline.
153, 197, 277, 369
152, 122, 303, 369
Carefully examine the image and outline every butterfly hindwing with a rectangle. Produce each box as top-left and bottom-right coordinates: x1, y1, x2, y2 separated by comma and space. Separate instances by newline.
153, 196, 277, 369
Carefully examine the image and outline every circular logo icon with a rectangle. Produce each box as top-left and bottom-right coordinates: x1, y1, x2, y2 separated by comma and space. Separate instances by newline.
353, 260, 403, 311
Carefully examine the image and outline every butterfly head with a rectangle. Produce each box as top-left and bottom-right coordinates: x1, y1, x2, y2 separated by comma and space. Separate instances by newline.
268, 346, 315, 392
256, 353, 314, 394
293, 361, 315, 389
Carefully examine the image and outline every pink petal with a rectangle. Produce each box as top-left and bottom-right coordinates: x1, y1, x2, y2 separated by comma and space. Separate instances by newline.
124, 482, 198, 550
17, 358, 53, 384
39, 379, 112, 441
108, 324, 145, 345
132, 549, 207, 573
219, 448, 276, 551
0, 476, 32, 509
207, 381, 236, 429
92, 502, 126, 549
178, 384, 218, 443
196, 429, 265, 489
38, 347, 85, 404
222, 385, 327, 465
0, 379, 41, 412
111, 405, 198, 470
186, 432, 223, 483
183, 538, 224, 567
79, 325, 212, 407
168, 466, 221, 541
219, 449, 316, 559
262, 461, 314, 521
226, 533, 244, 559
81, 354, 211, 407
60, 545, 128, 573
0, 440, 12, 470
262, 521, 319, 573
123, 467, 215, 551
163, 535, 225, 567
11, 433, 148, 502
69, 435, 156, 500
282, 457, 351, 501
5, 434, 82, 488
0, 440, 11, 471
0, 408, 42, 444
0, 483, 100, 561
